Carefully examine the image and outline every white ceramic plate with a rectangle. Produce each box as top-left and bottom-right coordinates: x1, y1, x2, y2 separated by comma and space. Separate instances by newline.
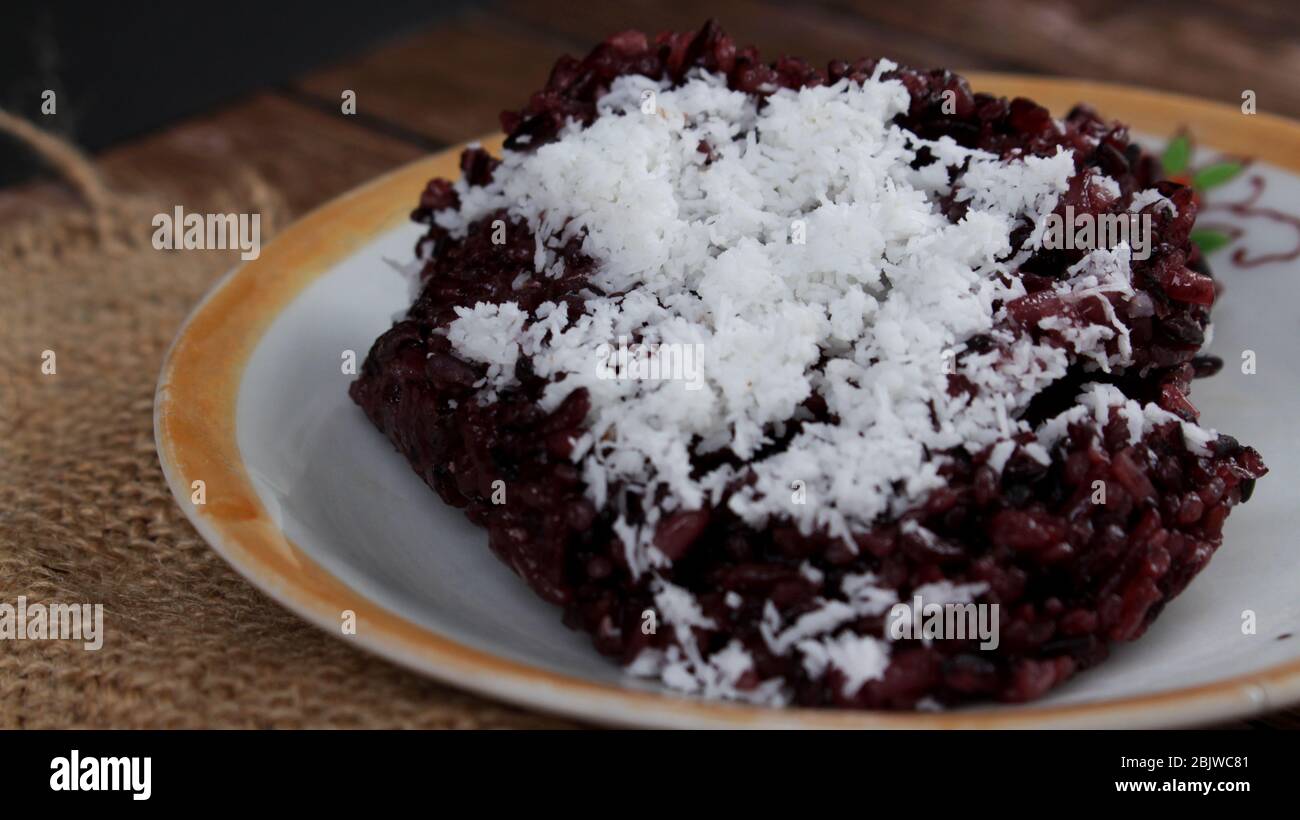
156, 75, 1300, 728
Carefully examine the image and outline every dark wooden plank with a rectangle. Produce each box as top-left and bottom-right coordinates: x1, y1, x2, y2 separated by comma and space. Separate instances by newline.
497, 0, 1017, 76
289, 0, 1022, 147
292, 12, 578, 145
309, 0, 1300, 128
820, 0, 1300, 118
1197, 0, 1300, 31
97, 93, 426, 219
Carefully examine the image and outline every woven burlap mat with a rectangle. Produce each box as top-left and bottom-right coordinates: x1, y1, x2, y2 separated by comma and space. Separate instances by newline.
0, 113, 570, 728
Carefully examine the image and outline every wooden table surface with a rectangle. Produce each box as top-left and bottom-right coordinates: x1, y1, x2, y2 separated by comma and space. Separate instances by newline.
6, 0, 1297, 728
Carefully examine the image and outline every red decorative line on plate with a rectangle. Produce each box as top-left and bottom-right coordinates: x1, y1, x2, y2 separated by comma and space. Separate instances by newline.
1200, 175, 1300, 268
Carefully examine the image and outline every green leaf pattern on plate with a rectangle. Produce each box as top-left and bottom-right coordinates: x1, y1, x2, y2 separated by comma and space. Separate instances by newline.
1161, 133, 1248, 256
1190, 229, 1232, 255
1162, 133, 1191, 175
1193, 162, 1244, 191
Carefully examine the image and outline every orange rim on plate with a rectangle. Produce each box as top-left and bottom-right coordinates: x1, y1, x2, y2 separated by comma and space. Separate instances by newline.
155, 75, 1300, 728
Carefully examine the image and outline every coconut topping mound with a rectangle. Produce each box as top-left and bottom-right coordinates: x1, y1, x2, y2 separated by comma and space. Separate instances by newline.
351, 21, 1266, 709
